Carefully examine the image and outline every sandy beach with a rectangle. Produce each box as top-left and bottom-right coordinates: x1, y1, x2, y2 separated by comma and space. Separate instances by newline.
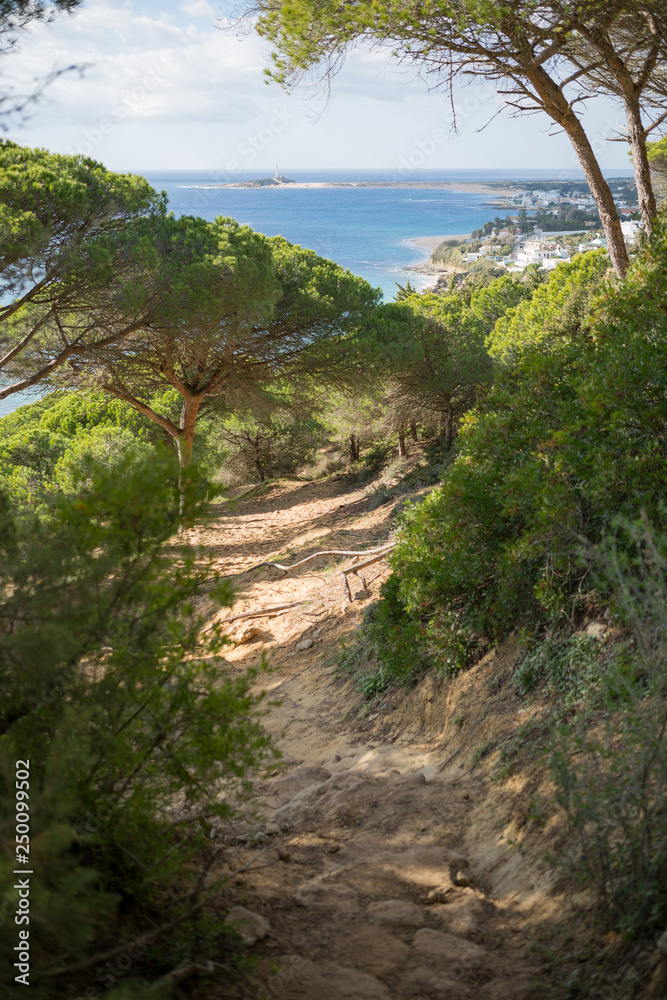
409, 233, 470, 250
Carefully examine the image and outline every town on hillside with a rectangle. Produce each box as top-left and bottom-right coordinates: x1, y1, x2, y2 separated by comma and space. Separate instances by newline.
422, 183, 642, 281
459, 219, 641, 274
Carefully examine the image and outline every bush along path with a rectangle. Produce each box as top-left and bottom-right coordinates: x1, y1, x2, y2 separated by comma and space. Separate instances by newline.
184, 473, 601, 1000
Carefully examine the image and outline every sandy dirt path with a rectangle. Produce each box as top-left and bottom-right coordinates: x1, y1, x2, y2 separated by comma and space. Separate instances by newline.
185, 476, 554, 1000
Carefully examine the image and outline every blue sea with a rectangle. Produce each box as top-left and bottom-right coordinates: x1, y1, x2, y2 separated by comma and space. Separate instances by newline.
144, 167, 633, 300
0, 167, 633, 418
145, 168, 499, 300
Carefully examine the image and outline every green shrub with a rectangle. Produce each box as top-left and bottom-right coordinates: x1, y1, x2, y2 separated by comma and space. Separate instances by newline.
340, 575, 431, 697
38, 390, 157, 440
486, 250, 610, 365
514, 634, 603, 709
366, 482, 394, 509
549, 518, 667, 939
53, 425, 156, 493
360, 440, 394, 473
0, 452, 273, 994
0, 391, 169, 511
380, 221, 667, 667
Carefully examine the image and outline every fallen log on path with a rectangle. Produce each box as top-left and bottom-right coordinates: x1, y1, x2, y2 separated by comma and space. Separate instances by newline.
206, 543, 397, 635
339, 546, 396, 600
254, 541, 396, 577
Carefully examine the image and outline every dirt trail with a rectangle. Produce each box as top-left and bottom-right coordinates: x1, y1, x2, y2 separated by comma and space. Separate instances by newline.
187, 477, 559, 1000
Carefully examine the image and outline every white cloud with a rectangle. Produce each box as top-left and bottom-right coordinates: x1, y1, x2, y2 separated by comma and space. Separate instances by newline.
11, 3, 269, 127
4, 0, 632, 171
180, 0, 216, 17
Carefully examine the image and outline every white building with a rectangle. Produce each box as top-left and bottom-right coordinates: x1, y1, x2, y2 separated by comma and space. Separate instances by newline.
620, 220, 642, 244
515, 240, 568, 267
577, 237, 608, 253
541, 256, 571, 271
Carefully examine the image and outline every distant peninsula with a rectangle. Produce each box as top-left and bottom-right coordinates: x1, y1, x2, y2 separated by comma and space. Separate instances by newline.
201, 176, 635, 201
217, 178, 514, 193
225, 175, 296, 187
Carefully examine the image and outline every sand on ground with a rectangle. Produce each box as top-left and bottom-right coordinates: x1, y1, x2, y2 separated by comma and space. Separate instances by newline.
182, 468, 569, 999
409, 233, 471, 250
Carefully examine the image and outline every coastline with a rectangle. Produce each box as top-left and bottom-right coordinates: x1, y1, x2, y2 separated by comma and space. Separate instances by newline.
199, 181, 517, 197
408, 233, 471, 251
400, 233, 471, 292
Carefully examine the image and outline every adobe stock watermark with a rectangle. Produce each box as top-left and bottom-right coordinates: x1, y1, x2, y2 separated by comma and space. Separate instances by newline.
65, 61, 166, 159
65, 934, 150, 1000
386, 84, 502, 179
555, 111, 632, 183
175, 104, 298, 215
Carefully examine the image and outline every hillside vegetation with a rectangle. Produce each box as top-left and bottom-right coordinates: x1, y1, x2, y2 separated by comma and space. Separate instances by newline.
1, 138, 667, 997
343, 223, 667, 963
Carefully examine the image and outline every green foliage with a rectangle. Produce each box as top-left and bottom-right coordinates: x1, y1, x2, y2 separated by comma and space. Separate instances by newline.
375, 216, 667, 668
373, 276, 531, 444
340, 575, 431, 698
53, 425, 155, 493
38, 390, 156, 439
365, 482, 394, 509
62, 214, 379, 468
513, 634, 603, 710
321, 387, 393, 464
217, 403, 328, 484
431, 243, 465, 267
394, 279, 417, 299
533, 207, 600, 231
646, 135, 667, 167
648, 136, 667, 202
0, 391, 164, 509
550, 517, 667, 939
467, 273, 538, 329
0, 141, 164, 401
0, 453, 273, 992
487, 250, 610, 365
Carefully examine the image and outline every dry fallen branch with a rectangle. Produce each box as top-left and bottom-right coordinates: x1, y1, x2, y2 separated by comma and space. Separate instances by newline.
203, 601, 307, 632
339, 546, 396, 600
255, 541, 395, 576
343, 548, 396, 577
154, 959, 217, 987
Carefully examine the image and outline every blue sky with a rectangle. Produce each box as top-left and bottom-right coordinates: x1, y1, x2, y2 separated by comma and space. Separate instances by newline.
7, 0, 633, 174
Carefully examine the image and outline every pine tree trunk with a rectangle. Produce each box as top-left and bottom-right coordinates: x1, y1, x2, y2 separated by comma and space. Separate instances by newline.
527, 64, 630, 278
177, 395, 202, 469
624, 94, 657, 235
409, 421, 418, 442
578, 25, 658, 236
349, 433, 359, 462
444, 409, 453, 450
175, 395, 202, 530
176, 435, 193, 469
398, 427, 407, 458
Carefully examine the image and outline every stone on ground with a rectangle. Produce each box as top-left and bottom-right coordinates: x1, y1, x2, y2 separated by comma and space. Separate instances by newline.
223, 906, 270, 946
